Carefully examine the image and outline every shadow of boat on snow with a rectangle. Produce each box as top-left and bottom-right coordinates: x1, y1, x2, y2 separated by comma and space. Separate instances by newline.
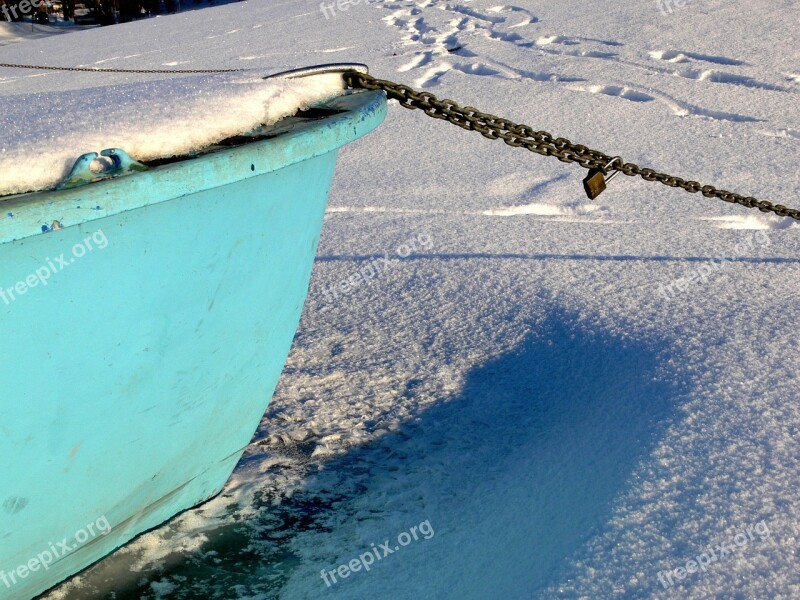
43, 306, 690, 599
274, 307, 689, 599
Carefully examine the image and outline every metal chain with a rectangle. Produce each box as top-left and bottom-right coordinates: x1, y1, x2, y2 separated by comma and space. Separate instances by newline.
0, 63, 241, 74
343, 71, 800, 221
1, 62, 796, 220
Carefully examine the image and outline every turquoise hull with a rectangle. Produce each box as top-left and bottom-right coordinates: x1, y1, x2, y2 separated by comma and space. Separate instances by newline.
0, 89, 386, 599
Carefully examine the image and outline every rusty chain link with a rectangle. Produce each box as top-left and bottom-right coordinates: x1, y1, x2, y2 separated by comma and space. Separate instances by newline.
343, 70, 800, 222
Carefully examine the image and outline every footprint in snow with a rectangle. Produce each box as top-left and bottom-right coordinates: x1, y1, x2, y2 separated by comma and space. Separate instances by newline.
569, 84, 654, 103
648, 50, 745, 66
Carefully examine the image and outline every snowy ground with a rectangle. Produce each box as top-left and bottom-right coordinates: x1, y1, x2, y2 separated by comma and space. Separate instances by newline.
0, 22, 76, 46
2, 0, 799, 598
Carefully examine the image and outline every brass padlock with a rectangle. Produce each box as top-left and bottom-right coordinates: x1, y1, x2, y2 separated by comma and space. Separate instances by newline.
583, 169, 607, 199
582, 157, 622, 200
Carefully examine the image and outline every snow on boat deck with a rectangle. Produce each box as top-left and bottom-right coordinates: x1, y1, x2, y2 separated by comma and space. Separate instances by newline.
0, 73, 344, 195
2, 0, 798, 598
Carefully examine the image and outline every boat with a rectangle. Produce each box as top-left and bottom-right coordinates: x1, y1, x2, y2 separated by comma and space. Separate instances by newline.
0, 64, 386, 600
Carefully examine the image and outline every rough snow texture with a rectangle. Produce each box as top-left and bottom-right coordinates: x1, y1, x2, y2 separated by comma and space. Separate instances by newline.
0, 23, 73, 47
0, 72, 343, 195
2, 0, 798, 599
